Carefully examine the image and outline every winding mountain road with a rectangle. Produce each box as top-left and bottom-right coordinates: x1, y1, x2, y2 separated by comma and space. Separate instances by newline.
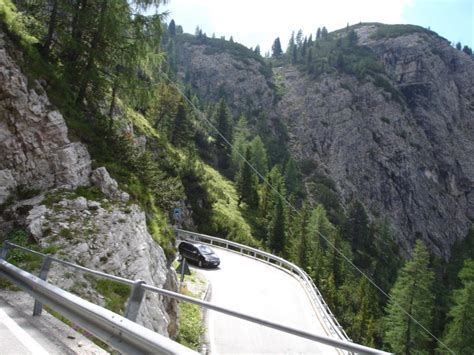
195, 248, 340, 355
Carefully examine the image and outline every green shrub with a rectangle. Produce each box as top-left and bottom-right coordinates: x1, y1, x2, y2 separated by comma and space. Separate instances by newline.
0, 0, 39, 45
16, 185, 41, 200
373, 75, 405, 106
3, 230, 42, 272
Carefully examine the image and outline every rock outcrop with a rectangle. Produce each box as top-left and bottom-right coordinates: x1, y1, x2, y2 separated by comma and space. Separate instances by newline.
175, 37, 275, 117
26, 197, 179, 337
0, 31, 179, 337
0, 33, 91, 204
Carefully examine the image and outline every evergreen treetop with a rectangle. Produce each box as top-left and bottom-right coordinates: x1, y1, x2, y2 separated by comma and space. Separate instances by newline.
384, 240, 435, 354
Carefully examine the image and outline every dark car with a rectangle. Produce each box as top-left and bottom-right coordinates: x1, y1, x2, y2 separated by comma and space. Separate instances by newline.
178, 241, 220, 268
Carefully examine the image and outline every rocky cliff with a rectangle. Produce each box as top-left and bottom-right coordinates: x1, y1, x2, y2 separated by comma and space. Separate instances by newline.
175, 35, 275, 117
0, 31, 178, 336
175, 24, 474, 258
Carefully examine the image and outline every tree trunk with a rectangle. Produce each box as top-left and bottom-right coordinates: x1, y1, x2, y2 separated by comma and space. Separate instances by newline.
404, 279, 417, 355
108, 80, 118, 129
76, 0, 108, 106
63, 0, 88, 86
40, 0, 58, 59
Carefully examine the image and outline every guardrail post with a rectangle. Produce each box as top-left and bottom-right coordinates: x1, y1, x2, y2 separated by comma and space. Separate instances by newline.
125, 280, 146, 322
33, 255, 53, 316
0, 242, 11, 259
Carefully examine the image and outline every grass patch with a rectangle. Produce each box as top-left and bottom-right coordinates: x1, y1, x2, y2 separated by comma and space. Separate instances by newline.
58, 228, 73, 240
371, 24, 436, 40
94, 279, 131, 315
73, 186, 104, 201
1, 230, 42, 272
42, 245, 59, 254
203, 164, 262, 248
177, 287, 205, 351
0, 277, 19, 290
125, 106, 160, 139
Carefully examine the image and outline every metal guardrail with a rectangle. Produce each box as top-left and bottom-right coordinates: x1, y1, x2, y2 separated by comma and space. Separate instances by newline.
0, 257, 197, 354
0, 240, 389, 354
175, 229, 350, 342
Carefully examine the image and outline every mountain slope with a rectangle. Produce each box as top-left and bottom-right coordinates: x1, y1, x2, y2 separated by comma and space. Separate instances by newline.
173, 24, 474, 258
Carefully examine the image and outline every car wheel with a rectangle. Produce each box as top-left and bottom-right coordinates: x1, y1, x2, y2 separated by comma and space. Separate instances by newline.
198, 259, 203, 268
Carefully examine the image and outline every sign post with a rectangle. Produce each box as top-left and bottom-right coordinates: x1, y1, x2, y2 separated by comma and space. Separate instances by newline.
175, 257, 191, 286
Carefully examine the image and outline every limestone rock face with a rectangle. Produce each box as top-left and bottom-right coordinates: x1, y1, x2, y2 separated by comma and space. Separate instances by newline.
26, 198, 179, 337
276, 28, 474, 258
90, 167, 130, 202
0, 37, 91, 204
176, 41, 275, 117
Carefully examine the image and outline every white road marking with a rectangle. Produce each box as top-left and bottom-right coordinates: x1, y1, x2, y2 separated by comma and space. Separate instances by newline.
0, 308, 50, 355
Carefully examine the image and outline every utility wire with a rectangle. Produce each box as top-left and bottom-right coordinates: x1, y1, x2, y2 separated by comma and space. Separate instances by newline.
159, 70, 454, 354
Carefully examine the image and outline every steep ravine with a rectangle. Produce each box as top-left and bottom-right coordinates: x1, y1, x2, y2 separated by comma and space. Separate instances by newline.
175, 25, 474, 258
0, 31, 179, 337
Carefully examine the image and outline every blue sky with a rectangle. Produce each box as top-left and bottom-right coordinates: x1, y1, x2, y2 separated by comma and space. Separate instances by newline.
162, 0, 473, 53
403, 0, 473, 47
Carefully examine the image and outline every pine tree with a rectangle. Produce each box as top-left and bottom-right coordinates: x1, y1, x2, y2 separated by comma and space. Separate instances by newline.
348, 29, 358, 46
269, 195, 286, 254
168, 19, 176, 37
384, 240, 435, 354
310, 204, 345, 287
343, 200, 372, 269
264, 166, 286, 252
321, 26, 329, 39
295, 203, 313, 269
351, 277, 380, 346
286, 31, 295, 55
296, 30, 304, 48
230, 116, 250, 178
249, 136, 268, 180
316, 27, 321, 39
170, 99, 193, 147
236, 146, 259, 209
372, 219, 400, 292
441, 259, 474, 353
215, 99, 233, 172
284, 158, 300, 197
462, 45, 473, 56
271, 37, 283, 57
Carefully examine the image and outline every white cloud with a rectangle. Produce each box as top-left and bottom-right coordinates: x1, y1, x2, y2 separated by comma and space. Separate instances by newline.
163, 0, 414, 51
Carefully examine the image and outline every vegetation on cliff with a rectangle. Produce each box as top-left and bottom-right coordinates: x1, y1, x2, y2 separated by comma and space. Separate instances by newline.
1, 0, 473, 351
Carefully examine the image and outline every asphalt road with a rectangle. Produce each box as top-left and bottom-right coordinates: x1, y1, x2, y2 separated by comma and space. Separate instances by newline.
196, 248, 340, 355
0, 291, 108, 355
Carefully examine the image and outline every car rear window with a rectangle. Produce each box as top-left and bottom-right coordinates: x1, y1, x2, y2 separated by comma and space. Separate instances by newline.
198, 245, 213, 255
